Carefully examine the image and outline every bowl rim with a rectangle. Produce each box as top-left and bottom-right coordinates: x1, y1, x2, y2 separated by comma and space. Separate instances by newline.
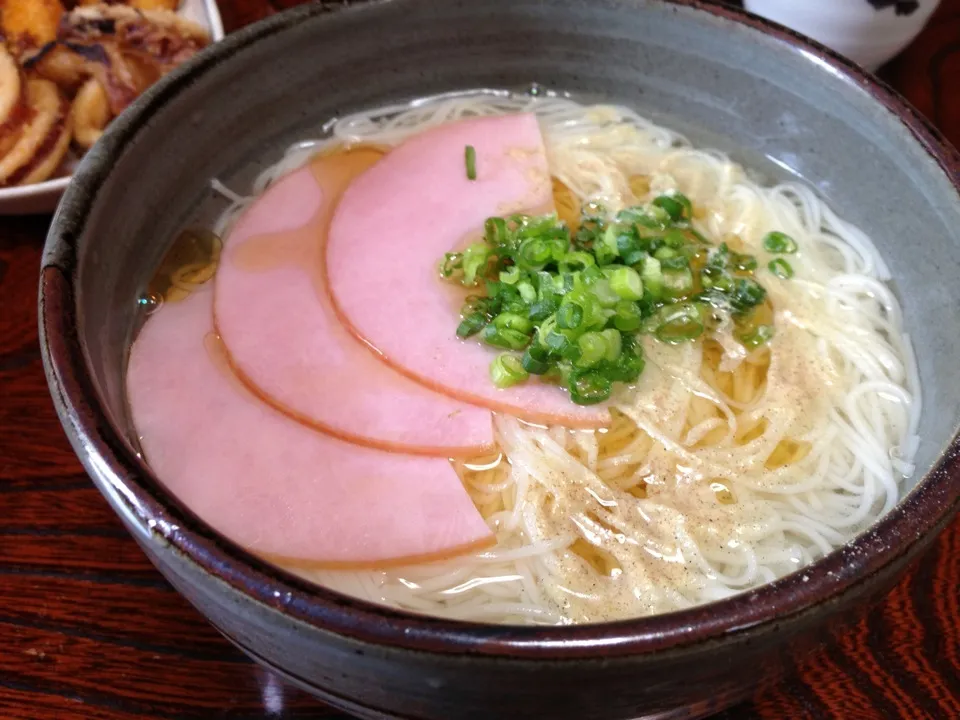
40, 0, 960, 660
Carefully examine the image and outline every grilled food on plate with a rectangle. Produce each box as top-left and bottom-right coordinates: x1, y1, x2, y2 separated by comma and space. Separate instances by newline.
0, 0, 210, 187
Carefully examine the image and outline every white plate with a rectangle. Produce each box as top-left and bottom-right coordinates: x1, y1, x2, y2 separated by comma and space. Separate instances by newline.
0, 0, 225, 215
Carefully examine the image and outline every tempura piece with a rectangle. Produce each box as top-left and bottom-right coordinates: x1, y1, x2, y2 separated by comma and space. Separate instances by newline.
0, 45, 25, 157
1, 0, 63, 56
56, 4, 210, 113
70, 76, 109, 148
0, 77, 71, 186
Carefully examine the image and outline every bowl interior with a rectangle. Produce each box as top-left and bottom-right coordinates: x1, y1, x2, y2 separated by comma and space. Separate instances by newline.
52, 0, 960, 592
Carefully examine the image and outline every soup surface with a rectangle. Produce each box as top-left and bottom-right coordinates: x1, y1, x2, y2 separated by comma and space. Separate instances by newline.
128, 91, 919, 624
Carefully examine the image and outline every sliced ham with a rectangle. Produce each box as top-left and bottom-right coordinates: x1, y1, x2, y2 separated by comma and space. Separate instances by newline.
325, 114, 610, 429
214, 150, 494, 456
127, 286, 494, 567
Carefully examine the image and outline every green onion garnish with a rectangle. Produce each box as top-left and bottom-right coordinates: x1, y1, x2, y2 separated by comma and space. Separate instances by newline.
456, 312, 487, 339
737, 324, 775, 349
569, 370, 612, 405
481, 325, 530, 350
576, 332, 608, 368
762, 231, 797, 254
521, 344, 551, 375
768, 258, 794, 279
499, 266, 522, 285
490, 353, 528, 388
557, 302, 584, 330
465, 145, 477, 180
652, 193, 693, 222
609, 266, 644, 301
437, 195, 781, 404
655, 303, 704, 344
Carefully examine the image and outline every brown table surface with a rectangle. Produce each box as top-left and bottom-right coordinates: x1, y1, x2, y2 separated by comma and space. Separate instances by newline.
3, 1, 960, 718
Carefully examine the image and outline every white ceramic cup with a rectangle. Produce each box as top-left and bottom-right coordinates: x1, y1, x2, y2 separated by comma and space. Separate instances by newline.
744, 0, 941, 71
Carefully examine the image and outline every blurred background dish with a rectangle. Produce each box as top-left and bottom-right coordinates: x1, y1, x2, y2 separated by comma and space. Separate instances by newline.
744, 0, 941, 71
0, 0, 224, 215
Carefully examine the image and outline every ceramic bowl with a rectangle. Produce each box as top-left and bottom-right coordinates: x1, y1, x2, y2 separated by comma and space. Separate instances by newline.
744, 0, 941, 71
39, 1, 960, 718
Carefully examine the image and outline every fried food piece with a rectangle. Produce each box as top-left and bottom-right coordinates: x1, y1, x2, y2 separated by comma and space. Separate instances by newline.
1, 0, 64, 56
128, 0, 181, 10
22, 42, 89, 92
56, 5, 210, 113
15, 104, 72, 184
69, 0, 180, 9
70, 76, 109, 148
0, 45, 22, 123
0, 44, 26, 157
0, 77, 72, 186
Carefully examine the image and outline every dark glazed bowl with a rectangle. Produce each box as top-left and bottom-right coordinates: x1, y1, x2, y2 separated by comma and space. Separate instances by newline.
39, 1, 960, 718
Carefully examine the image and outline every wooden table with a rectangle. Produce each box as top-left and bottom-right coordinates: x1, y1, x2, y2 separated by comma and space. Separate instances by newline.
3, 1, 959, 718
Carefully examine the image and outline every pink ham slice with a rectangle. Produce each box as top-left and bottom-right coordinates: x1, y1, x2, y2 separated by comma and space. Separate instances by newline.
326, 114, 610, 429
127, 286, 494, 567
213, 149, 493, 456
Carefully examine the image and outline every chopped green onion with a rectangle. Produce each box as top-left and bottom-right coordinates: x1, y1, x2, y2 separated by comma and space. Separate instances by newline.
737, 324, 775, 349
492, 312, 533, 334
730, 250, 758, 272
440, 252, 462, 278
528, 298, 558, 322
768, 258, 794, 279
652, 193, 692, 222
559, 251, 596, 274
490, 353, 528, 388
655, 304, 704, 343
601, 225, 621, 256
481, 325, 530, 350
701, 266, 733, 292
484, 217, 508, 245
662, 267, 694, 298
568, 370, 612, 405
623, 248, 647, 267
499, 266, 521, 285
593, 242, 619, 267
640, 204, 671, 228
557, 302, 584, 330
590, 277, 621, 308
517, 280, 537, 304
521, 344, 551, 374
660, 255, 690, 271
606, 347, 645, 382
564, 291, 600, 329
456, 312, 487, 338
576, 332, 608, 368
600, 329, 622, 361
613, 300, 643, 332
641, 256, 663, 299
436, 198, 785, 405
545, 327, 574, 355
661, 228, 689, 249
729, 277, 767, 313
609, 266, 644, 300
465, 145, 477, 180
537, 316, 558, 348
762, 231, 797, 254
461, 242, 490, 285
518, 237, 553, 270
